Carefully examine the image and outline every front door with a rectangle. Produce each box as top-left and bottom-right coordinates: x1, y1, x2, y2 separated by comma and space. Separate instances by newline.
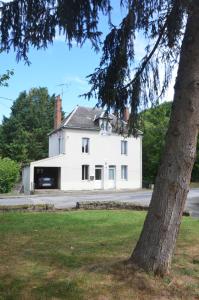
94, 166, 103, 189
108, 166, 116, 189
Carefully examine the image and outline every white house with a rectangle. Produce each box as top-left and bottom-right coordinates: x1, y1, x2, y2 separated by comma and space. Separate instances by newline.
22, 96, 142, 194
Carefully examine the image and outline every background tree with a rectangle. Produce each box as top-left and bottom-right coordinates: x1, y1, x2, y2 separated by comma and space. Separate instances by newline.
141, 102, 172, 183
0, 88, 57, 163
141, 102, 199, 183
1, 0, 199, 276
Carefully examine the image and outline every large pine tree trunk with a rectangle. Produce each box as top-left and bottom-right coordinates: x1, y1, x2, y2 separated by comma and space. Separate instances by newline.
130, 6, 199, 276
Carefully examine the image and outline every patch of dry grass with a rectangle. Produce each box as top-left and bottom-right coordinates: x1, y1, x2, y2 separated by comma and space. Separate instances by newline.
0, 211, 198, 299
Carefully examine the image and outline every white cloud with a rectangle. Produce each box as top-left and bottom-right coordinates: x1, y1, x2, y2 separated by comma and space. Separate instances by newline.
54, 32, 78, 46
55, 34, 66, 42
64, 75, 88, 86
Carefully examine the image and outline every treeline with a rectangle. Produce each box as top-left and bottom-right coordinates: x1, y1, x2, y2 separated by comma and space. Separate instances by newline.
0, 88, 57, 163
0, 87, 60, 193
141, 102, 199, 183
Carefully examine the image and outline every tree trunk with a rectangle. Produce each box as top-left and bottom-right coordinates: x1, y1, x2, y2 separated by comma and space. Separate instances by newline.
130, 5, 199, 276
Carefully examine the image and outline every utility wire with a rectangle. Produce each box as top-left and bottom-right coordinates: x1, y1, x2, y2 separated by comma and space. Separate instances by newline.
0, 96, 14, 101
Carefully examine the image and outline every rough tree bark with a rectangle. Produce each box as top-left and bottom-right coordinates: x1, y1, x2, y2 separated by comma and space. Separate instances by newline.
130, 4, 199, 276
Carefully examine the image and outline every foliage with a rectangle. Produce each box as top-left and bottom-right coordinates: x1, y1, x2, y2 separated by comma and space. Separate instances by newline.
141, 102, 199, 183
0, 88, 58, 163
0, 69, 14, 86
0, 0, 191, 132
0, 211, 198, 299
0, 157, 20, 193
0, 0, 111, 62
141, 102, 171, 183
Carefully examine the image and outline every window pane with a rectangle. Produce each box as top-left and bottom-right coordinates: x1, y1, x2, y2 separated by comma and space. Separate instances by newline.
95, 168, 101, 180
85, 166, 88, 179
121, 141, 128, 154
82, 165, 89, 180
82, 138, 89, 153
121, 165, 128, 180
82, 166, 84, 180
109, 167, 115, 180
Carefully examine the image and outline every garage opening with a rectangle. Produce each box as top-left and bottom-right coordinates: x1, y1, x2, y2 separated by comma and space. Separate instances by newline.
34, 167, 61, 189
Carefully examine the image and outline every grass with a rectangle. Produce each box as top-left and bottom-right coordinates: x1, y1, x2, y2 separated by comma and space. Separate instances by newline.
0, 211, 198, 299
190, 182, 199, 188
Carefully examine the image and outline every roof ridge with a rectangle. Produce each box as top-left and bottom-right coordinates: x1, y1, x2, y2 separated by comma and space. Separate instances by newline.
64, 105, 79, 126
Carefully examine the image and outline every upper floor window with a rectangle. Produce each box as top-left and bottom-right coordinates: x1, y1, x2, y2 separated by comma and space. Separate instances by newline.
58, 137, 61, 154
121, 165, 128, 180
82, 165, 89, 180
121, 140, 128, 155
82, 138, 89, 153
100, 119, 112, 135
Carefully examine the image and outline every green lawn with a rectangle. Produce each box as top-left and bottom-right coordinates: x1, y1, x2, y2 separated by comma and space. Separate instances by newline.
0, 211, 198, 299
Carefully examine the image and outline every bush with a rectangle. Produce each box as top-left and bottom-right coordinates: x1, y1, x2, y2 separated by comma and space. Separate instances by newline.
0, 158, 20, 193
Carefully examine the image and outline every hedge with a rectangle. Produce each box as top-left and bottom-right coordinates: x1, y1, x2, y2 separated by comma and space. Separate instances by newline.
0, 158, 20, 193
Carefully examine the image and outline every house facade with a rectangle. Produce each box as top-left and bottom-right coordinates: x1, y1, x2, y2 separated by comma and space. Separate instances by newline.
22, 96, 142, 193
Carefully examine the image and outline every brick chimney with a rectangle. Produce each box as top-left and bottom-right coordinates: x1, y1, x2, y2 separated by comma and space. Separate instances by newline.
54, 95, 62, 129
123, 107, 129, 122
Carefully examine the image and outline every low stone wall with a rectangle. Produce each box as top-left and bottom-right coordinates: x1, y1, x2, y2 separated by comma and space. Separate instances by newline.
77, 201, 148, 211
76, 201, 190, 216
0, 204, 55, 212
0, 201, 190, 216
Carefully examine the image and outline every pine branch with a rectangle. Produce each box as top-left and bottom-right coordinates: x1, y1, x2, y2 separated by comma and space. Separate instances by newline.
125, 21, 167, 90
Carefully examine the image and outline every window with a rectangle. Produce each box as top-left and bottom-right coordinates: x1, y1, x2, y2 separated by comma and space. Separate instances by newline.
58, 137, 61, 154
82, 165, 89, 180
121, 140, 128, 155
121, 165, 128, 180
82, 138, 89, 153
109, 166, 115, 180
100, 119, 112, 134
95, 168, 102, 180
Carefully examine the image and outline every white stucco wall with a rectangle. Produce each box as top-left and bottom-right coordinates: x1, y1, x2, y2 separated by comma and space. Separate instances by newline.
49, 130, 65, 157
27, 128, 142, 192
22, 165, 30, 194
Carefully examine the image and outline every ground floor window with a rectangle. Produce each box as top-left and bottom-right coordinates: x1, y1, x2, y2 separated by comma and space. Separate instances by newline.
95, 166, 102, 180
109, 165, 116, 180
121, 165, 128, 180
82, 165, 89, 180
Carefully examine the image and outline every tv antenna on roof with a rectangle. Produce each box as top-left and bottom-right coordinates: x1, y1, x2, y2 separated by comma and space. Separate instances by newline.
56, 83, 69, 98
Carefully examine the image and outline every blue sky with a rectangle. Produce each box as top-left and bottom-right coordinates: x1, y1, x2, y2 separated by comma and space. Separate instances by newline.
0, 1, 125, 122
0, 1, 175, 123
0, 39, 103, 120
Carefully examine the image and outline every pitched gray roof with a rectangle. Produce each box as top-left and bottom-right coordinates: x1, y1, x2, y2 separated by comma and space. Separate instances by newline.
49, 105, 142, 135
64, 106, 104, 130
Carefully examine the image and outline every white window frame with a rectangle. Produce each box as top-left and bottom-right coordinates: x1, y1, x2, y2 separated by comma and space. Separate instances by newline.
82, 138, 90, 153
108, 165, 116, 180
82, 165, 89, 180
121, 140, 128, 155
121, 165, 128, 180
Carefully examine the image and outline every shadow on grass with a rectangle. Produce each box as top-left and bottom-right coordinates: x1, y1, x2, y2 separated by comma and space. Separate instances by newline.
0, 276, 84, 300
33, 279, 84, 300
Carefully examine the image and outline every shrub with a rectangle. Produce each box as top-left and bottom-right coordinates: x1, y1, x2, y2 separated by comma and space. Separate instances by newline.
0, 158, 20, 193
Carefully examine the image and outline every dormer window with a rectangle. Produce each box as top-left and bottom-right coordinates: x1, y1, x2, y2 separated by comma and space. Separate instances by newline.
99, 119, 112, 135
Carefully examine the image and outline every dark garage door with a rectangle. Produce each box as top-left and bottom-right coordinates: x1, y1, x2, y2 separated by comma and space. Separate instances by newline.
34, 167, 61, 189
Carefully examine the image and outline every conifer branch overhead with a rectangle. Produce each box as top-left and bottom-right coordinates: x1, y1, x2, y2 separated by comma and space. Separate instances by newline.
0, 0, 189, 131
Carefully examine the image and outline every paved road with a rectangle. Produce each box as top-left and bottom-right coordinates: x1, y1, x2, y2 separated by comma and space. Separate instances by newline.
0, 188, 199, 217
